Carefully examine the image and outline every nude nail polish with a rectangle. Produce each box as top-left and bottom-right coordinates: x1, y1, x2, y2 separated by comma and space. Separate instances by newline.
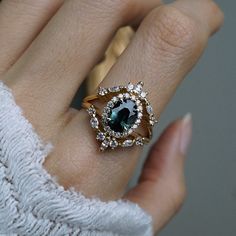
180, 113, 192, 155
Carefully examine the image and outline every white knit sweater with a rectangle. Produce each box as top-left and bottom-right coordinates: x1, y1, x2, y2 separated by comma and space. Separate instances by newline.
0, 81, 153, 236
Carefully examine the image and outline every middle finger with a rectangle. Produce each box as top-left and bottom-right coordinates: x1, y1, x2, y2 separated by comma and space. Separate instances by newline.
4, 0, 162, 123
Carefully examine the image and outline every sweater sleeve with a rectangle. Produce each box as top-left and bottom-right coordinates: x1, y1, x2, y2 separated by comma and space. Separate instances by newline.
0, 81, 153, 236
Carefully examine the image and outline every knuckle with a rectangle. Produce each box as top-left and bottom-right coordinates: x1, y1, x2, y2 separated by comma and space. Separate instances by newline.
102, 0, 131, 10
70, 0, 135, 26
78, 0, 132, 17
142, 5, 205, 58
99, 0, 136, 21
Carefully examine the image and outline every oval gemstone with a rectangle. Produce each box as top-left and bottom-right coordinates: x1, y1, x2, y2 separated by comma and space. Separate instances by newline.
108, 99, 138, 133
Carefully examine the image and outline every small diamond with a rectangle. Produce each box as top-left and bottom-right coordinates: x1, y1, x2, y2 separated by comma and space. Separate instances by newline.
131, 95, 136, 100
124, 93, 130, 99
110, 139, 118, 149
98, 87, 107, 96
146, 105, 153, 114
136, 119, 141, 124
140, 91, 147, 98
138, 105, 143, 111
135, 84, 142, 93
102, 114, 108, 121
138, 113, 143, 118
127, 83, 134, 91
100, 140, 109, 151
132, 124, 138, 129
87, 106, 96, 116
112, 97, 118, 103
115, 132, 121, 138
90, 117, 99, 129
97, 132, 105, 141
150, 115, 157, 123
109, 86, 120, 92
107, 101, 114, 108
128, 129, 133, 135
118, 94, 123, 99
122, 139, 134, 147
103, 107, 110, 114
136, 137, 144, 146
150, 120, 155, 126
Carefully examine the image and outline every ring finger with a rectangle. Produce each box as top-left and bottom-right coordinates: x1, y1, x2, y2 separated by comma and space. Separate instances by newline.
64, 0, 223, 199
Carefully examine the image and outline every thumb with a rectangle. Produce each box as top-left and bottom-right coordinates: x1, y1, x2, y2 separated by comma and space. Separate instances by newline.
124, 113, 192, 234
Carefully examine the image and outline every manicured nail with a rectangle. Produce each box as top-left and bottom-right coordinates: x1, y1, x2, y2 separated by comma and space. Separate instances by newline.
180, 113, 192, 155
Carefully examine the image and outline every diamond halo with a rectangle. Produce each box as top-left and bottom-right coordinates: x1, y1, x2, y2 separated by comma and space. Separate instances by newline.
83, 82, 158, 151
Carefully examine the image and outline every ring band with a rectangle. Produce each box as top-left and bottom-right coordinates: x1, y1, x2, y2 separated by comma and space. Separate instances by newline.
82, 82, 158, 151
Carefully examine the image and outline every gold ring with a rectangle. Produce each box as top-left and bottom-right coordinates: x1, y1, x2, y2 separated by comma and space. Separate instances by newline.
82, 82, 158, 151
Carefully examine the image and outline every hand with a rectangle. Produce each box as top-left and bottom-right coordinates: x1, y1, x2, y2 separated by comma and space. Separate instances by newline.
0, 0, 223, 234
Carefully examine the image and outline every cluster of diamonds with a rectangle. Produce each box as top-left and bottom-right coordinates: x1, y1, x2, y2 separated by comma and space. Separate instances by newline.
126, 82, 158, 127
87, 82, 158, 151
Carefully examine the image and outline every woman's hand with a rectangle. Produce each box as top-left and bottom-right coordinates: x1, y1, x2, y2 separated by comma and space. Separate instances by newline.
0, 0, 223, 234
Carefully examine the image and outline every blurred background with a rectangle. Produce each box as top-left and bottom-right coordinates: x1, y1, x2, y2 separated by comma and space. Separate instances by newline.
73, 1, 236, 235
158, 1, 236, 235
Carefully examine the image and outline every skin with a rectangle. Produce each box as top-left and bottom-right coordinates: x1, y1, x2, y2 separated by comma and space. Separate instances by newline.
0, 0, 223, 234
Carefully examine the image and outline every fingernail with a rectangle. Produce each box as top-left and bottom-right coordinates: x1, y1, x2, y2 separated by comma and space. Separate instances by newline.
180, 113, 192, 155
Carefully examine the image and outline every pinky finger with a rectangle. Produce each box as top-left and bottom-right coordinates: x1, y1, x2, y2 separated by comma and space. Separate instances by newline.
124, 114, 192, 234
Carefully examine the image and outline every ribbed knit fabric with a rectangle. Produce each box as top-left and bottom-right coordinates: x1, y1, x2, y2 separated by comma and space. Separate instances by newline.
0, 81, 153, 236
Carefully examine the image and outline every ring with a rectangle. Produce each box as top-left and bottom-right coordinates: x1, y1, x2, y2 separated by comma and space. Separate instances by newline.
82, 82, 158, 151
